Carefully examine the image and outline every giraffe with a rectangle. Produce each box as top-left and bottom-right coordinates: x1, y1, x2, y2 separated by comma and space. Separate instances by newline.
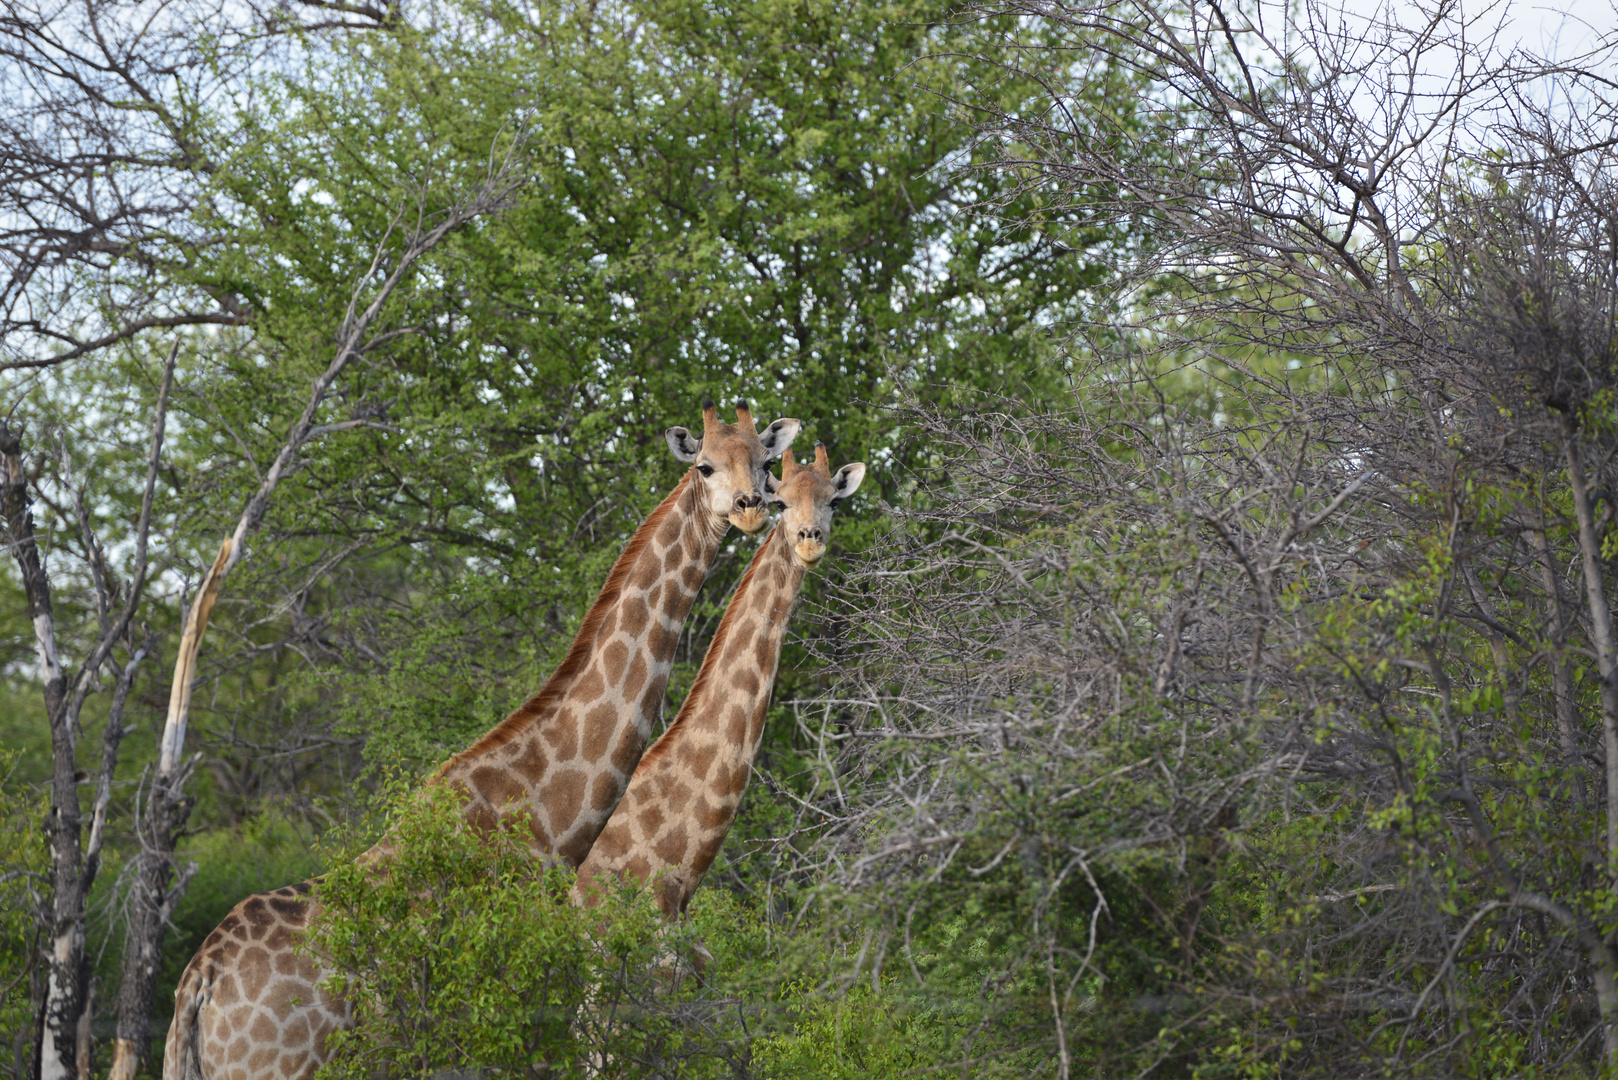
573, 443, 865, 921
162, 401, 801, 1080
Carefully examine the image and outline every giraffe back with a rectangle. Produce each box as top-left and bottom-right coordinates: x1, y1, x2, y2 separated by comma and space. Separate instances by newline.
164, 883, 345, 1080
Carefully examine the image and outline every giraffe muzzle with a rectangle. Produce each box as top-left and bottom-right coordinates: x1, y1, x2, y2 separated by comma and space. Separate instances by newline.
793, 537, 827, 567
730, 501, 769, 534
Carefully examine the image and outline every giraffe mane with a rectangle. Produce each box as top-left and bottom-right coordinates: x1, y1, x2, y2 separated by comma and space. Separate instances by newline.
635, 520, 783, 773
432, 471, 697, 775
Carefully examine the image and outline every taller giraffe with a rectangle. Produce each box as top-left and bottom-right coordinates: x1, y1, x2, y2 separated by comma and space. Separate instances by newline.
574, 443, 865, 919
163, 401, 800, 1080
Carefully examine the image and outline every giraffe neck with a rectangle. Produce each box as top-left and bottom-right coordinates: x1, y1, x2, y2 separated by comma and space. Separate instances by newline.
574, 521, 805, 915
435, 471, 728, 865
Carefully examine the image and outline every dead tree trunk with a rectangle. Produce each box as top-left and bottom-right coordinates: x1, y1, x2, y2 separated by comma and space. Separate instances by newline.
3, 430, 152, 1080
105, 539, 227, 1080
1559, 420, 1618, 1061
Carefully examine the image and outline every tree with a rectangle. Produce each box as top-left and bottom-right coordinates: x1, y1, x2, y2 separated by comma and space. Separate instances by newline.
2, 399, 166, 1080
0, 0, 401, 372
86, 0, 1143, 787
793, 2, 1618, 1075
2, 107, 526, 1080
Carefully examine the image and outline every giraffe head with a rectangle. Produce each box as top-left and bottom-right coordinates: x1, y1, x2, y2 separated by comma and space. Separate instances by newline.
770, 443, 866, 569
665, 399, 801, 534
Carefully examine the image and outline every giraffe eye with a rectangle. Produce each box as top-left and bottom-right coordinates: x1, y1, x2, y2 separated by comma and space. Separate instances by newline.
697, 463, 715, 477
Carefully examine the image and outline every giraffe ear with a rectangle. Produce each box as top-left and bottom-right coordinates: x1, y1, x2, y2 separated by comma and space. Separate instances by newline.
829, 462, 866, 505
764, 471, 786, 508
757, 418, 802, 459
666, 427, 702, 462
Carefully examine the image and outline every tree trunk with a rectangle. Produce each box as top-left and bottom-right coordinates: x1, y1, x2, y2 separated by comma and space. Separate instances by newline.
1592, 942, 1618, 1068
1530, 525, 1586, 804
107, 767, 197, 1080
1561, 425, 1618, 865
106, 539, 228, 1080
73, 981, 92, 1080
1, 425, 78, 1080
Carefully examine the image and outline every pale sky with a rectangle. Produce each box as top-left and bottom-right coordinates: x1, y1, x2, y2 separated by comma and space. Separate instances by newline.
1330, 0, 1617, 64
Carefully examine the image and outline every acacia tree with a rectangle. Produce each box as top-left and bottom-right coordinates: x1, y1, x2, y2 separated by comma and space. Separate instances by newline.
794, 3, 1618, 1076
110, 0, 1147, 789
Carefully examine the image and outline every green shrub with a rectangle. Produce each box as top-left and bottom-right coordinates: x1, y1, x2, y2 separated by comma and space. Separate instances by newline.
307, 784, 757, 1079
303, 779, 1071, 1079
752, 980, 960, 1080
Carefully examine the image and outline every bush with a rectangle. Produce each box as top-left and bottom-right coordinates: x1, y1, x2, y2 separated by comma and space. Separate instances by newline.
307, 784, 762, 1079
304, 778, 1060, 1079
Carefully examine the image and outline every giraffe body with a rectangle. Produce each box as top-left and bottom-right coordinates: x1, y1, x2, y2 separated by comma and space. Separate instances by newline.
164, 404, 799, 1080
164, 884, 337, 1080
574, 445, 865, 918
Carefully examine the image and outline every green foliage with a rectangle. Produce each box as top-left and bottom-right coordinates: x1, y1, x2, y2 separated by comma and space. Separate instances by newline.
0, 752, 46, 1075
314, 573, 555, 771
311, 791, 598, 1077
162, 0, 1145, 778
304, 778, 1034, 1079
753, 980, 959, 1079
308, 783, 760, 1078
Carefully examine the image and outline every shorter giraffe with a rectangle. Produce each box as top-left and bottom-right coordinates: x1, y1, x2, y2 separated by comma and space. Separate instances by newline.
574, 443, 865, 918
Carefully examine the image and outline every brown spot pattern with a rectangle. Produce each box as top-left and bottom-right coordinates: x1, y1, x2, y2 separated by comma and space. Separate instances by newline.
510, 739, 549, 782
619, 599, 649, 638
623, 652, 649, 701
557, 830, 594, 866
590, 772, 619, 813
471, 765, 523, 810
637, 681, 666, 724
581, 702, 616, 761
600, 639, 629, 680
571, 664, 606, 704
544, 768, 586, 827
646, 620, 677, 659
611, 731, 645, 774
544, 720, 578, 760
637, 802, 666, 834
